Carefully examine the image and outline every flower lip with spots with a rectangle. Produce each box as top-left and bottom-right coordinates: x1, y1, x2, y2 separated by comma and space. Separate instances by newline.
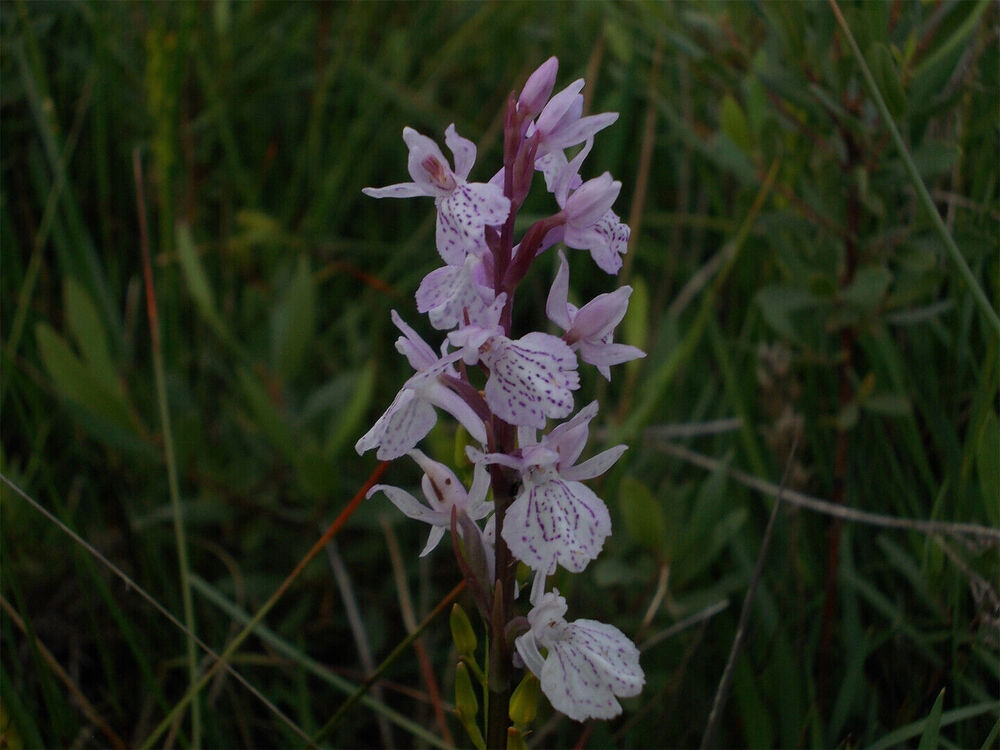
514, 589, 644, 722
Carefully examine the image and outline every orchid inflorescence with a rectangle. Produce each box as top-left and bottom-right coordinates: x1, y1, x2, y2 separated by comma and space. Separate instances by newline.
356, 56, 645, 733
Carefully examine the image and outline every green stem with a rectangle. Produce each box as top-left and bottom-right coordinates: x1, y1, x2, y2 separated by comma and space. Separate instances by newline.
827, 0, 1000, 339
134, 149, 201, 746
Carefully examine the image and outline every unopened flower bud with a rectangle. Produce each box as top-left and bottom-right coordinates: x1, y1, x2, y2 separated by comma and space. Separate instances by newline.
509, 672, 540, 727
450, 603, 478, 658
455, 662, 486, 750
518, 56, 558, 119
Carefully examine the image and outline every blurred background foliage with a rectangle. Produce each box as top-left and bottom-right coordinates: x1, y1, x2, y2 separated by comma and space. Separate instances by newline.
2, 0, 998, 747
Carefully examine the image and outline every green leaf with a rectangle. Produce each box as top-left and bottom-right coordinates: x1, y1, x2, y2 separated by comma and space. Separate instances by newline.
619, 477, 668, 556
917, 689, 945, 750
236, 366, 295, 460
64, 277, 117, 388
861, 392, 912, 417
35, 323, 134, 434
720, 94, 752, 152
842, 266, 892, 314
454, 662, 485, 750
755, 285, 822, 341
272, 254, 316, 381
975, 410, 1000, 526
324, 361, 375, 458
623, 275, 648, 380
867, 42, 906, 117
909, 0, 989, 114
176, 222, 231, 342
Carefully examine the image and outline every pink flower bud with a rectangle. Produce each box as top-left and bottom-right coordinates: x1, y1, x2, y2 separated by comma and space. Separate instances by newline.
518, 56, 559, 119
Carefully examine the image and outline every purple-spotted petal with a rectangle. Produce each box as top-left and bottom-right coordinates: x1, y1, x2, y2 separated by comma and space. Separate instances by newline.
391, 310, 438, 370
435, 183, 510, 264
536, 150, 572, 193
537, 619, 644, 722
482, 332, 579, 429
502, 470, 610, 574
416, 255, 499, 331
580, 210, 630, 275
355, 387, 438, 460
445, 123, 477, 181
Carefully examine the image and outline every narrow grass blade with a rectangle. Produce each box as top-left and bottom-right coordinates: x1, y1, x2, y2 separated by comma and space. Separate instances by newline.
188, 575, 450, 749
827, 0, 1000, 338
138, 461, 388, 749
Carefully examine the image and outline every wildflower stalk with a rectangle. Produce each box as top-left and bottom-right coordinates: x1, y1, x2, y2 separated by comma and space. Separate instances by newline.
358, 57, 645, 742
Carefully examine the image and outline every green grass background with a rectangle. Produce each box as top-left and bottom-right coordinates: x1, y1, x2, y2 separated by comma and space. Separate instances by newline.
2, 1, 998, 747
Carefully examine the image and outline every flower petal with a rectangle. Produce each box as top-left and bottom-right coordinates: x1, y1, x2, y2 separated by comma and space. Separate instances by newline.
502, 471, 610, 574
435, 183, 510, 264
355, 387, 439, 460
367, 483, 440, 525
570, 287, 632, 341
543, 400, 599, 469
404, 127, 456, 196
362, 183, 427, 199
391, 310, 438, 370
539, 619, 643, 721
425, 383, 488, 445
416, 255, 498, 331
483, 332, 579, 429
445, 123, 477, 181
545, 250, 573, 331
561, 444, 627, 482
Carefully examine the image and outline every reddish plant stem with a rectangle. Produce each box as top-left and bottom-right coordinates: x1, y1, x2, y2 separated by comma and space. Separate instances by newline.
818, 128, 860, 711
485, 93, 529, 750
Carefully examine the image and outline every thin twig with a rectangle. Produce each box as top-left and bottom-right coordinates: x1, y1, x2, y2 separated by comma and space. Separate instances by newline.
639, 599, 730, 653
381, 517, 454, 747
658, 442, 1000, 542
139, 461, 389, 749
0, 473, 313, 745
312, 580, 467, 744
621, 40, 662, 285
642, 418, 743, 441
325, 537, 394, 748
1, 595, 127, 750
701, 432, 800, 748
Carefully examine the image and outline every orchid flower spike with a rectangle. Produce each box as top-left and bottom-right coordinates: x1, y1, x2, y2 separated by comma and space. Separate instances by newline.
363, 125, 510, 264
